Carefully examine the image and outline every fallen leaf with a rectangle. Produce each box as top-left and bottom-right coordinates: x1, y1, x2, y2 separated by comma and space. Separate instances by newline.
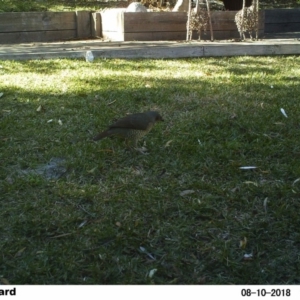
243, 253, 253, 261
239, 237, 247, 249
0, 278, 10, 285
280, 108, 288, 118
47, 119, 53, 123
263, 197, 268, 213
15, 247, 26, 257
58, 119, 63, 126
116, 222, 121, 227
164, 140, 173, 148
50, 233, 73, 239
239, 166, 257, 170
78, 220, 87, 228
87, 167, 97, 173
293, 178, 300, 185
36, 105, 44, 112
148, 269, 157, 278
0, 92, 4, 98
140, 246, 155, 260
180, 190, 195, 196
107, 100, 116, 106
244, 181, 258, 187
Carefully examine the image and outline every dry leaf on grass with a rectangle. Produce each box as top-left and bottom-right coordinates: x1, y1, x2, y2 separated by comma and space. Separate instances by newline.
36, 105, 45, 112
239, 237, 247, 249
243, 253, 253, 260
280, 108, 288, 118
263, 197, 268, 213
140, 246, 155, 260
14, 247, 26, 257
292, 178, 300, 185
239, 166, 257, 170
244, 181, 258, 187
87, 167, 97, 173
78, 220, 88, 228
148, 269, 157, 278
0, 278, 10, 285
180, 190, 195, 197
164, 140, 173, 148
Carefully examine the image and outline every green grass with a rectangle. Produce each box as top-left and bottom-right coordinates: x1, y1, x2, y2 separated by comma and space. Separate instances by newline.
1, 56, 300, 284
0, 0, 127, 12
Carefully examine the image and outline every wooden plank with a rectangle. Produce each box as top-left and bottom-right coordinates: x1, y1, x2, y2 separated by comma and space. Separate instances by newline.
124, 21, 186, 32
265, 9, 300, 23
1, 40, 300, 61
76, 11, 91, 38
265, 23, 300, 33
124, 31, 186, 41
123, 29, 263, 41
124, 11, 186, 21
123, 11, 259, 32
90, 42, 300, 59
0, 30, 76, 44
210, 11, 264, 31
91, 12, 102, 38
0, 12, 76, 32
202, 42, 300, 57
106, 10, 264, 40
191, 30, 238, 40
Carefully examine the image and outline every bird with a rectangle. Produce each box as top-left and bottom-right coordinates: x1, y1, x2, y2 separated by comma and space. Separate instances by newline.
93, 111, 164, 149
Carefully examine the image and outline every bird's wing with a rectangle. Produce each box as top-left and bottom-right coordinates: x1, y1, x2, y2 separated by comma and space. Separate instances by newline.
109, 113, 151, 130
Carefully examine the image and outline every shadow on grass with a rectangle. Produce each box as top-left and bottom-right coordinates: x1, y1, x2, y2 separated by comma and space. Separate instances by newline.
1, 58, 300, 284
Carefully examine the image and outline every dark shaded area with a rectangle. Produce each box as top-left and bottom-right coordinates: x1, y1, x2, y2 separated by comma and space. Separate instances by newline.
223, 0, 300, 10
223, 0, 252, 10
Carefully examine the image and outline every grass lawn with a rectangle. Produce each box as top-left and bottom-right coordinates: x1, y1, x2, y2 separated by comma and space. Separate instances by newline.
1, 56, 300, 284
0, 0, 127, 12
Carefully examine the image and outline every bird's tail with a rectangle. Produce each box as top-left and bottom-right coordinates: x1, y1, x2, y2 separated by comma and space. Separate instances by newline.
92, 130, 111, 141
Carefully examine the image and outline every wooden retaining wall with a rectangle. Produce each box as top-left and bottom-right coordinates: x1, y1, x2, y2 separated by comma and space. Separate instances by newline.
100, 9, 264, 41
0, 9, 299, 44
0, 11, 92, 44
264, 8, 300, 33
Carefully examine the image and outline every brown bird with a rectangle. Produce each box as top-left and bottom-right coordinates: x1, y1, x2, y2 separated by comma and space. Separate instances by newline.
93, 111, 164, 148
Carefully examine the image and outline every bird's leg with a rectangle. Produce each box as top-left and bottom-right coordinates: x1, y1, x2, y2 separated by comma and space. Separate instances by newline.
133, 140, 149, 155
124, 139, 148, 154
134, 147, 149, 155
